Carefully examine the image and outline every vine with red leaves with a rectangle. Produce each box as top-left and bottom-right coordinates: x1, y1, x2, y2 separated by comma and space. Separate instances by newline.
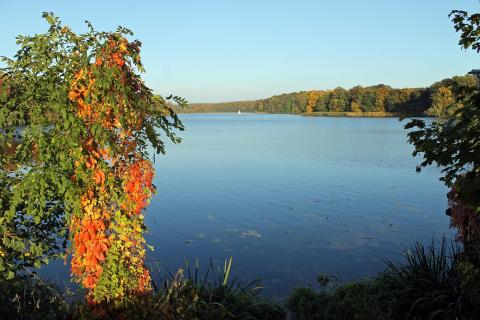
0, 13, 184, 303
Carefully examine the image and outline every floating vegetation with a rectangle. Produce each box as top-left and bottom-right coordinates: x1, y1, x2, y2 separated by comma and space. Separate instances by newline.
240, 230, 262, 238
196, 232, 206, 238
401, 204, 422, 213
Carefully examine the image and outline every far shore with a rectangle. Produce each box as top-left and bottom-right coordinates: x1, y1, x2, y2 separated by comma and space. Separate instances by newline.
174, 110, 429, 118
303, 111, 410, 117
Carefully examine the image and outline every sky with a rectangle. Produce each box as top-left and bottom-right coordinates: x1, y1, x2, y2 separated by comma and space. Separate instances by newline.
1, 0, 479, 102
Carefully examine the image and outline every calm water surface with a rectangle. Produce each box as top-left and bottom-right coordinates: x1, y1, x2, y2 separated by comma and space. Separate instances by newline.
44, 114, 452, 298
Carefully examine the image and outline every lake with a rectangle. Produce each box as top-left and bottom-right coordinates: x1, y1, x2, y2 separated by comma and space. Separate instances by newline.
42, 113, 452, 298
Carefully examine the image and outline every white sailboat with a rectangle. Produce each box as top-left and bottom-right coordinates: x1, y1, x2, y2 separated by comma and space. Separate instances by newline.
238, 110, 241, 115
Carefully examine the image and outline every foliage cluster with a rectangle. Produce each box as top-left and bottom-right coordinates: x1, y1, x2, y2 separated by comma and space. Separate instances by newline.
0, 13, 184, 303
406, 9, 480, 265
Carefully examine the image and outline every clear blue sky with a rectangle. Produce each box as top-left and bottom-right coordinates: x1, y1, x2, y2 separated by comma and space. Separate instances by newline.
1, 0, 479, 102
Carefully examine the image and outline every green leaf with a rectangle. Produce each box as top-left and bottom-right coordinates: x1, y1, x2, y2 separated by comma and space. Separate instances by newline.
6, 271, 15, 280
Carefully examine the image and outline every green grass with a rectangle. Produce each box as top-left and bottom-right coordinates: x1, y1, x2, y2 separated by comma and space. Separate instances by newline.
0, 259, 285, 320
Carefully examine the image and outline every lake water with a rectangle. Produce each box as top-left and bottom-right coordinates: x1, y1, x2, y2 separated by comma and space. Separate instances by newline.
42, 113, 453, 298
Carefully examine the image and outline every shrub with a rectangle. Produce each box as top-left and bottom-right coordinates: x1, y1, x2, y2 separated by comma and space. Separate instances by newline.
0, 12, 184, 303
287, 239, 480, 320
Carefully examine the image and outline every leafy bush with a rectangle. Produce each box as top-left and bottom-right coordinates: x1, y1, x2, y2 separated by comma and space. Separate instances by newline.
287, 281, 391, 320
406, 9, 480, 266
287, 239, 480, 320
382, 239, 476, 319
0, 12, 184, 303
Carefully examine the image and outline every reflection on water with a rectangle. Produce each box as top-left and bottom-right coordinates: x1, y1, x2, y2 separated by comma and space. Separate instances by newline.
41, 114, 452, 298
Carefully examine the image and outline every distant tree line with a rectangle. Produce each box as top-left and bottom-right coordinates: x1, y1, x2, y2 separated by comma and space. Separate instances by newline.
174, 100, 258, 113
176, 75, 477, 116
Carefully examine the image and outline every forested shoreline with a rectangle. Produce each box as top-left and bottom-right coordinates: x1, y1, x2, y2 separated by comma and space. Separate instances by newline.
176, 75, 476, 117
